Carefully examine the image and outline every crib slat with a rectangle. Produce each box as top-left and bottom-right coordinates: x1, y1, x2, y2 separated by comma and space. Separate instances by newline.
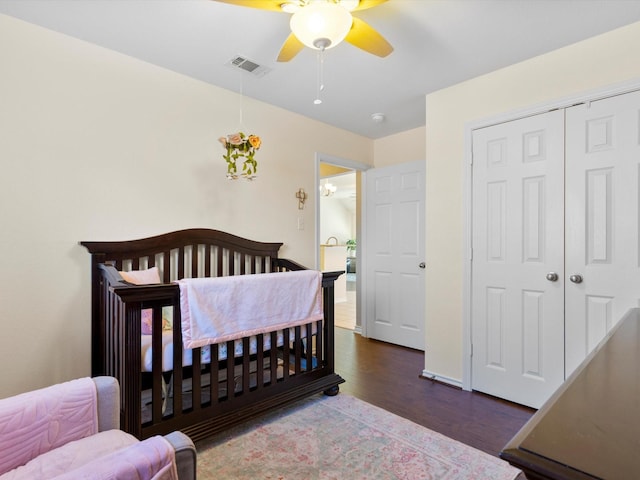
283, 328, 290, 380
204, 244, 211, 277
191, 244, 198, 279
256, 334, 264, 390
294, 326, 302, 375
163, 251, 171, 283
226, 340, 235, 399
228, 249, 235, 276
239, 253, 246, 275
192, 347, 202, 411
178, 247, 185, 279
216, 247, 223, 277
211, 344, 219, 401
316, 319, 323, 369
105, 291, 115, 375
151, 305, 163, 423
305, 323, 313, 372
270, 331, 278, 385
242, 337, 250, 393
172, 309, 184, 419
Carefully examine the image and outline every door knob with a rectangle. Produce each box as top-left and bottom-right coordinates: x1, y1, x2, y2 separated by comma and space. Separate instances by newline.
419, 262, 426, 269
569, 274, 583, 284
546, 272, 558, 282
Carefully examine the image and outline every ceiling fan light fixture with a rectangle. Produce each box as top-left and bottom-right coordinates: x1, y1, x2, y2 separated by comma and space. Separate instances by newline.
290, 3, 353, 51
280, 1, 301, 14
338, 0, 359, 12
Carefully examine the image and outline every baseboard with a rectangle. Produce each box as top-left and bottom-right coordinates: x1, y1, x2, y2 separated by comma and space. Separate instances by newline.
353, 325, 363, 335
420, 370, 463, 389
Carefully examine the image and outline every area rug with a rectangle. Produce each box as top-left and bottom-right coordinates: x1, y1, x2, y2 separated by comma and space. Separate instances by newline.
195, 393, 521, 479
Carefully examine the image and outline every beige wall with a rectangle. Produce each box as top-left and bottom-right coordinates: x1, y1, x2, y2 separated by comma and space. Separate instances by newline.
0, 14, 373, 398
424, 21, 640, 383
7, 11, 639, 400
373, 126, 426, 167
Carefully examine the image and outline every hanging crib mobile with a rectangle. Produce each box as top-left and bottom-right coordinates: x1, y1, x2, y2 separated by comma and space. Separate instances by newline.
219, 132, 261, 180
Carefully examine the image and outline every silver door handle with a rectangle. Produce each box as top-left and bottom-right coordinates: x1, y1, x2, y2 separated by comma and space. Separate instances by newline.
419, 262, 426, 269
546, 272, 558, 282
569, 274, 583, 284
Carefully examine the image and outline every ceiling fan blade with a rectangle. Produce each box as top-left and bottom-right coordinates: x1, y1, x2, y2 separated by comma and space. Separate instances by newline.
345, 17, 393, 57
277, 33, 305, 62
211, 0, 285, 12
351, 0, 388, 12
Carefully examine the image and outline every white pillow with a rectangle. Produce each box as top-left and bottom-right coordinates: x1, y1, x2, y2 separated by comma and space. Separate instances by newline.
119, 267, 161, 285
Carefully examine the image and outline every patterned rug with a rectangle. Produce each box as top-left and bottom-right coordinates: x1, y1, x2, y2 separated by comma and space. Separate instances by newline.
195, 393, 521, 479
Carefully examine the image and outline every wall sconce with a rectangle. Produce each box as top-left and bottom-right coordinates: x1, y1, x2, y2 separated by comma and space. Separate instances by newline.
295, 188, 307, 210
320, 180, 337, 197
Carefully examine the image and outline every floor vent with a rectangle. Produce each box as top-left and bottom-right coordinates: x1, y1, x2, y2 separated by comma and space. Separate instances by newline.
226, 55, 271, 78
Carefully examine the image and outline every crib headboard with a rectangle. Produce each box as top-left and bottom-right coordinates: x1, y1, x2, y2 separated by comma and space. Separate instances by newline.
81, 228, 284, 278
80, 228, 318, 377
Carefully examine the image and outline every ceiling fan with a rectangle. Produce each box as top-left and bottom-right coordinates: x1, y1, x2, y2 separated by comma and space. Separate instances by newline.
213, 0, 393, 62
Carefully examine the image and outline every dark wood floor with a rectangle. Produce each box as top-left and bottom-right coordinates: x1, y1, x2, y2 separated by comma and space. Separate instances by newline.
333, 326, 535, 459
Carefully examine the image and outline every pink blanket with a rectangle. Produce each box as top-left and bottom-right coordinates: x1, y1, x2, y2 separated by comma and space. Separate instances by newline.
50, 435, 178, 480
0, 377, 98, 475
177, 270, 323, 349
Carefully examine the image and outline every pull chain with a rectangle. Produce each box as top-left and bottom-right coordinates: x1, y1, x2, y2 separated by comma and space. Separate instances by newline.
314, 48, 325, 105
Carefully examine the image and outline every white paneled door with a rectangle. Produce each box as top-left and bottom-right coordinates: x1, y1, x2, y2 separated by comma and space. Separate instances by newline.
565, 91, 640, 375
471, 89, 640, 409
471, 110, 566, 408
366, 160, 425, 350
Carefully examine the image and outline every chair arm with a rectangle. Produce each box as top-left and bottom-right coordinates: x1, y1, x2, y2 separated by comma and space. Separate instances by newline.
92, 376, 120, 431
164, 431, 197, 480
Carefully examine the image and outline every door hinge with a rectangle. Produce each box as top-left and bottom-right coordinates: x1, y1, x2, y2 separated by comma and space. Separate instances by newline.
470, 343, 473, 357
469, 247, 473, 261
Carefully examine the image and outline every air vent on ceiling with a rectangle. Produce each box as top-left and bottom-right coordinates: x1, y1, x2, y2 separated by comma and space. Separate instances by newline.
226, 56, 271, 78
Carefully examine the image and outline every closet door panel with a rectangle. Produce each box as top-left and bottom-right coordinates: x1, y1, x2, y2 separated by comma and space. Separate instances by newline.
565, 91, 640, 376
471, 110, 565, 408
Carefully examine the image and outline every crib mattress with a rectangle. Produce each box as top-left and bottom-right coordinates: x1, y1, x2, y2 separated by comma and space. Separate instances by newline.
141, 325, 317, 373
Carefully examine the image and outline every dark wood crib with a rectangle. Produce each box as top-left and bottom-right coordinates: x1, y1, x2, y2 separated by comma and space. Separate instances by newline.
81, 229, 344, 441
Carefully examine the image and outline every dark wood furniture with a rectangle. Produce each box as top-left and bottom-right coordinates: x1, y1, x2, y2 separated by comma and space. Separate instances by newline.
81, 228, 344, 441
500, 307, 640, 480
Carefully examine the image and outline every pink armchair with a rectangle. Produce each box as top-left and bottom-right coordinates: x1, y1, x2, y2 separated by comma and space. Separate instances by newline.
0, 376, 196, 479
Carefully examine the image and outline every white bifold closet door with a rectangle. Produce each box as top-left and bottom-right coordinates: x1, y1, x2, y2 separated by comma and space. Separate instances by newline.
472, 90, 640, 409
471, 110, 565, 409
565, 90, 640, 375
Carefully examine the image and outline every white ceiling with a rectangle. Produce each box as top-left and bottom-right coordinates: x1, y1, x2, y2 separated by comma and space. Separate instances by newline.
2, 0, 640, 139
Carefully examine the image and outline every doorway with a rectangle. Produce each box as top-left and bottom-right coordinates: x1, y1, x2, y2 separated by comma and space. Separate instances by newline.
317, 154, 426, 349
316, 153, 371, 335
319, 163, 359, 332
